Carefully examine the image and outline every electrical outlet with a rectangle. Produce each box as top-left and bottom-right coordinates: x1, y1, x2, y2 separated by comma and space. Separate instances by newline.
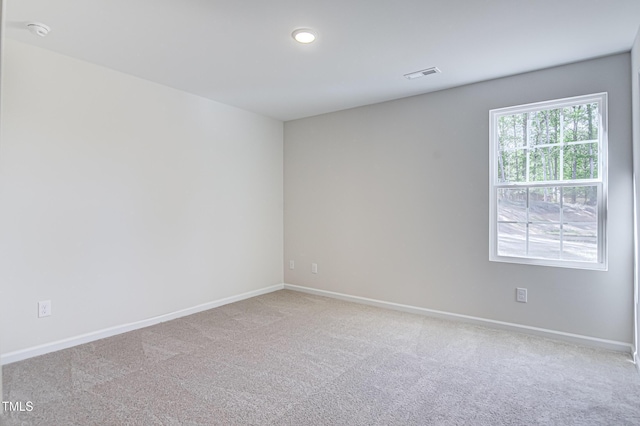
516, 288, 527, 303
311, 263, 318, 274
38, 300, 52, 317
289, 260, 295, 270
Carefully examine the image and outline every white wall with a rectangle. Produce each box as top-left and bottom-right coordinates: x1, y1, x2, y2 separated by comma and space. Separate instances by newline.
284, 53, 634, 343
0, 40, 283, 355
632, 27, 640, 364
0, 0, 6, 401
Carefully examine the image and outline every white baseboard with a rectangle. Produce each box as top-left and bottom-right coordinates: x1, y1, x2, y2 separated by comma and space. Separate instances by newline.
284, 283, 633, 354
1, 283, 284, 365
3, 282, 632, 365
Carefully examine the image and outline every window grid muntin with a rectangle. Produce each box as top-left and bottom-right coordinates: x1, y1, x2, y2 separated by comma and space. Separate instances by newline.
496, 185, 599, 261
490, 92, 607, 270
494, 98, 603, 186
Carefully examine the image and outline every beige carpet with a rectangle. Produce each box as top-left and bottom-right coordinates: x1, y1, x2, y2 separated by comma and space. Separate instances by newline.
2, 289, 639, 425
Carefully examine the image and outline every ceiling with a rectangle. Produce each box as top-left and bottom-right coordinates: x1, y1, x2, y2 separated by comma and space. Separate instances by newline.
5, 0, 640, 121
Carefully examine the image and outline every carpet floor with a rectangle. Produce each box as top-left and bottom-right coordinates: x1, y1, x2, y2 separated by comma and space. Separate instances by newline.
2, 289, 640, 425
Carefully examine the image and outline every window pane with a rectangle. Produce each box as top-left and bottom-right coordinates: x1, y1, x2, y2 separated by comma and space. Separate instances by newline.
529, 187, 560, 222
529, 109, 561, 145
562, 186, 597, 222
563, 103, 598, 142
498, 113, 527, 150
490, 94, 605, 269
528, 224, 561, 259
530, 146, 560, 181
497, 189, 527, 222
498, 149, 526, 183
562, 143, 598, 180
562, 223, 597, 262
498, 223, 526, 257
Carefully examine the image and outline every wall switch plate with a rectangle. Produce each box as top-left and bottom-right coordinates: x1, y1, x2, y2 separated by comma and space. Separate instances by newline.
38, 300, 52, 317
516, 288, 527, 303
289, 260, 295, 270
311, 263, 318, 274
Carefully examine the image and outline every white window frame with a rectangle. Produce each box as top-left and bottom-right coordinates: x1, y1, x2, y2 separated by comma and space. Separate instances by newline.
489, 93, 608, 270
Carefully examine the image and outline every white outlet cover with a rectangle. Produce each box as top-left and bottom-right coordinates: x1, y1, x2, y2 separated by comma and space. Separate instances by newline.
38, 300, 52, 317
516, 288, 527, 303
311, 263, 318, 274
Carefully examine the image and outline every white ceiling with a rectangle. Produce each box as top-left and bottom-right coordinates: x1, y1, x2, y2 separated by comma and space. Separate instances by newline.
5, 0, 640, 121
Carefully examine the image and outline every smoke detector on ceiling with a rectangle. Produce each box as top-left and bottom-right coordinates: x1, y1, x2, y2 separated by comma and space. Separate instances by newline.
26, 22, 51, 37
404, 67, 441, 80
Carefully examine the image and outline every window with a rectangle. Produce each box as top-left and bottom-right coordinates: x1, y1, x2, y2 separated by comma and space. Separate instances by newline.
489, 93, 607, 270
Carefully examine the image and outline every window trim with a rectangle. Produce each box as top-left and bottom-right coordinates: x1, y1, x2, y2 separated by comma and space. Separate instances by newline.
489, 93, 608, 271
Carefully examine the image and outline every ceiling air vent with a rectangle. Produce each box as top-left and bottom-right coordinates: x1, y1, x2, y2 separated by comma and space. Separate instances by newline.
26, 22, 51, 37
404, 67, 441, 80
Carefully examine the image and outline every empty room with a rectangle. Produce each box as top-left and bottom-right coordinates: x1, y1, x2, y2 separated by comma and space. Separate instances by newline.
1, 0, 640, 424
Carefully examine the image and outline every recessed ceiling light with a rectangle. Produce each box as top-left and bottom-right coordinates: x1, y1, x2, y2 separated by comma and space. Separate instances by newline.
404, 67, 441, 80
292, 28, 316, 44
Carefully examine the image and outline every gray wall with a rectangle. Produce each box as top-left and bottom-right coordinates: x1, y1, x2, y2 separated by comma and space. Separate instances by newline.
632, 27, 640, 362
284, 53, 634, 343
0, 40, 283, 355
